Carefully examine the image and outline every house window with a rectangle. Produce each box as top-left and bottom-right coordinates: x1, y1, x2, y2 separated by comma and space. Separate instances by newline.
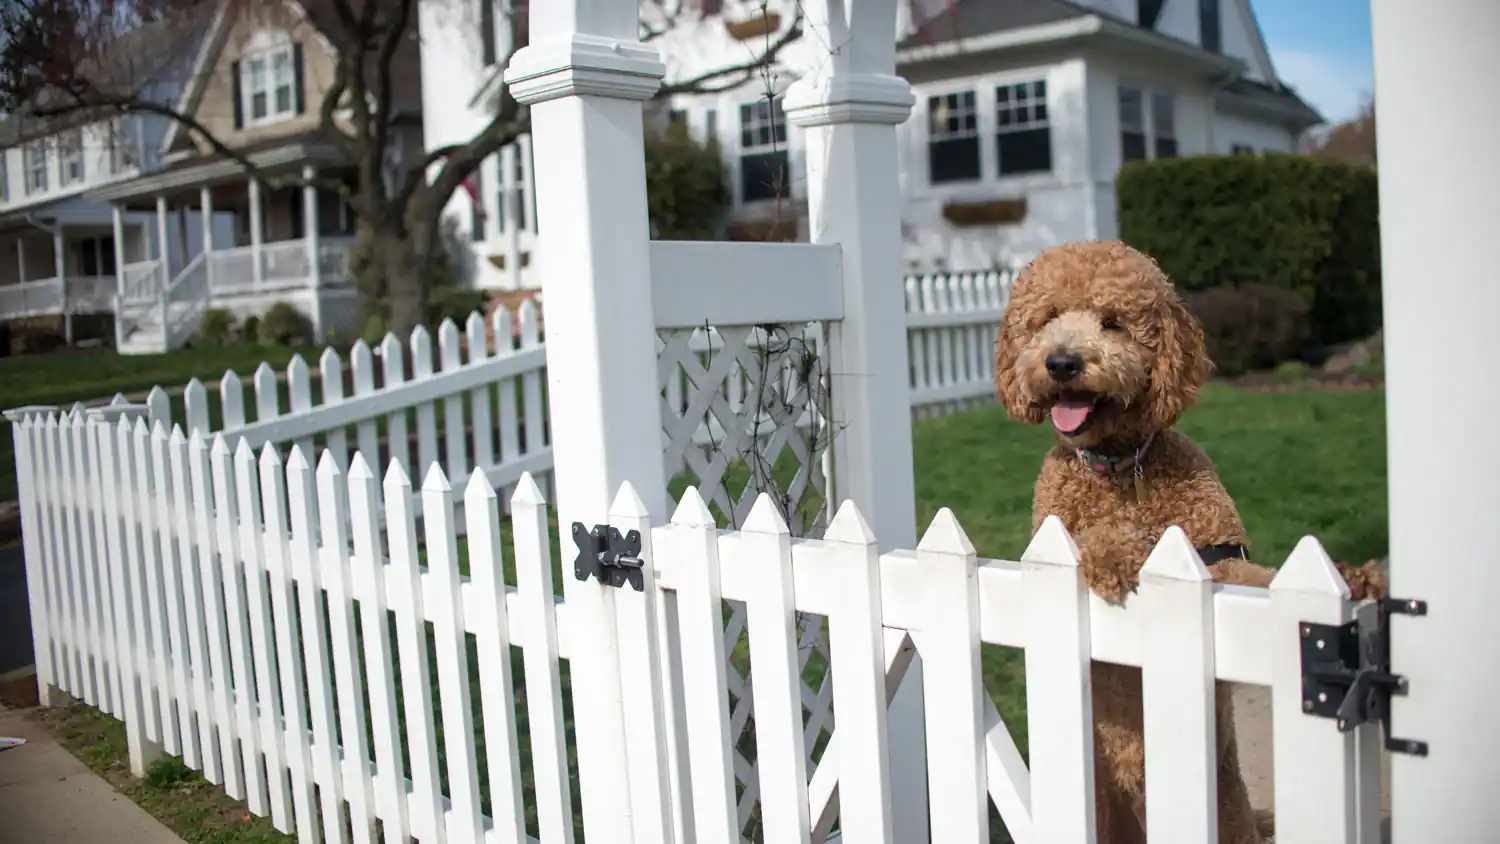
24, 141, 47, 194
705, 108, 718, 143
481, 0, 497, 65
738, 97, 790, 203
996, 80, 1052, 175
927, 91, 979, 184
58, 129, 85, 185
1138, 0, 1165, 27
1231, 143, 1254, 155
76, 236, 117, 277
1151, 91, 1177, 158
668, 108, 687, 128
243, 43, 297, 125
1199, 0, 1221, 53
0, 150, 8, 201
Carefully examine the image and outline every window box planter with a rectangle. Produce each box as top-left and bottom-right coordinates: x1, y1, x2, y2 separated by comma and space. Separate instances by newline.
941, 197, 1028, 227
725, 11, 781, 41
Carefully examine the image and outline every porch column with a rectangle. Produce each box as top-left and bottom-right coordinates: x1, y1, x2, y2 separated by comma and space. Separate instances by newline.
505, 0, 667, 834
1373, 0, 1500, 839
783, 1, 927, 839
16, 235, 24, 284
302, 165, 323, 338
248, 178, 264, 287
112, 205, 126, 344
53, 227, 70, 344
200, 186, 214, 288
156, 196, 170, 333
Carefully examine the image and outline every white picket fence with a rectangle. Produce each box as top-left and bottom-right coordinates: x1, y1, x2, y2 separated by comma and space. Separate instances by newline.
7, 398, 1383, 843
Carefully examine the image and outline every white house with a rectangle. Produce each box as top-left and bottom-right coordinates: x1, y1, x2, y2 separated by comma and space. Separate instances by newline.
422, 0, 1319, 281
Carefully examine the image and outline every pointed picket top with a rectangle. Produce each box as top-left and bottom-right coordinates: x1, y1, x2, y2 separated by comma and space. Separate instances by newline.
671, 486, 716, 528
510, 471, 547, 508
917, 507, 976, 557
421, 462, 452, 493
319, 346, 341, 372
438, 317, 462, 353
492, 306, 514, 351
110, 392, 130, 406
1270, 535, 1350, 598
465, 310, 488, 352
1021, 514, 1080, 567
378, 331, 404, 364
825, 498, 877, 546
316, 450, 343, 481
347, 451, 376, 482
168, 424, 187, 447
220, 368, 242, 394
254, 361, 278, 398
383, 457, 412, 490
147, 386, 168, 405
463, 467, 497, 503
287, 353, 310, 384
184, 377, 206, 403
211, 433, 232, 458
350, 339, 373, 369
259, 442, 283, 470
410, 323, 432, 351
1140, 525, 1210, 582
609, 481, 650, 520
132, 415, 150, 437
151, 419, 170, 441
285, 443, 310, 473
743, 493, 791, 536
233, 434, 256, 462
518, 299, 540, 345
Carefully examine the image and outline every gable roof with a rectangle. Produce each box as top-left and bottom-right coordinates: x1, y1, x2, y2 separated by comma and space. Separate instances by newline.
897, 0, 1089, 50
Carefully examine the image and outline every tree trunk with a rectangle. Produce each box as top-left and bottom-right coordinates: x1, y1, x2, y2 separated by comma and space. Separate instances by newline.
352, 217, 429, 339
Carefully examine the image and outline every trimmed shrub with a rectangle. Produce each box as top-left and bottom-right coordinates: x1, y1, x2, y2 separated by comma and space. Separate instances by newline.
428, 287, 491, 332
644, 120, 732, 240
257, 302, 314, 346
1183, 283, 1311, 377
194, 308, 239, 346
1117, 154, 1381, 347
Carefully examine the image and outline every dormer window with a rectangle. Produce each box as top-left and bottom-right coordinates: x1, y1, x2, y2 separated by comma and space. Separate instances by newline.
234, 37, 303, 129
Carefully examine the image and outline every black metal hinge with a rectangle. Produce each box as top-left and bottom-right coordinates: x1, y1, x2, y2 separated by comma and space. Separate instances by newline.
1301, 596, 1429, 756
571, 522, 645, 591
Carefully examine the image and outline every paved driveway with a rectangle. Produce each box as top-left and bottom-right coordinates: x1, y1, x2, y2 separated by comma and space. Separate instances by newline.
0, 545, 33, 674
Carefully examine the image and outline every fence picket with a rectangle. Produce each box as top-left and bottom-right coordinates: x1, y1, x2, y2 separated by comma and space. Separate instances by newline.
234, 439, 293, 831
54, 414, 92, 704
510, 474, 575, 844
420, 466, 485, 844
71, 412, 111, 711
119, 418, 161, 744
740, 495, 812, 844
320, 349, 350, 473
610, 483, 677, 844
823, 501, 896, 844
518, 302, 545, 492
286, 358, 317, 472
410, 328, 439, 476
382, 462, 445, 843
38, 417, 76, 697
185, 378, 211, 433
220, 371, 247, 431
1139, 527, 1218, 841
917, 508, 987, 843
494, 310, 520, 499
169, 426, 216, 779
1020, 516, 1095, 844
82, 413, 120, 716
140, 421, 182, 755
211, 436, 266, 811
9, 416, 56, 704
314, 454, 376, 843
1271, 537, 1360, 843
286, 447, 349, 844
147, 386, 171, 428
257, 445, 319, 840
465, 313, 494, 474
350, 342, 381, 470
438, 320, 469, 480
378, 333, 410, 479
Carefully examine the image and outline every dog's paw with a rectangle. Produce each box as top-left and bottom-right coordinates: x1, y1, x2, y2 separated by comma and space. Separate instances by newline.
1081, 560, 1138, 605
1336, 560, 1387, 602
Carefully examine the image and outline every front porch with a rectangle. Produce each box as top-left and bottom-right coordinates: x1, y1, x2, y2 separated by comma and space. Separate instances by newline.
0, 215, 148, 343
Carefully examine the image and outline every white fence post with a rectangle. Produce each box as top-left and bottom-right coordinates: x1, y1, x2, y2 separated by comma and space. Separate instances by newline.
1372, 1, 1500, 840
504, 0, 669, 834
783, 1, 926, 833
4, 406, 66, 708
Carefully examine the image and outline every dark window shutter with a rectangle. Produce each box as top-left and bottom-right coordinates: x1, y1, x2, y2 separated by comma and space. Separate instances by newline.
481, 0, 497, 65
292, 43, 306, 114
289, 192, 304, 239
231, 60, 244, 128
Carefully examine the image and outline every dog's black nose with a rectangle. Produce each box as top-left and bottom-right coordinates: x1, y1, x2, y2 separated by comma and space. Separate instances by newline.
1046, 352, 1084, 382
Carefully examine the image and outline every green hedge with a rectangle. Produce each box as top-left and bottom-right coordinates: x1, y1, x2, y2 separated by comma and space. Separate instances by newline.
1116, 154, 1381, 347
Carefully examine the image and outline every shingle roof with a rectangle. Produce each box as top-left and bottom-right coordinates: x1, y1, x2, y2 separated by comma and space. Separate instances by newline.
897, 0, 1089, 51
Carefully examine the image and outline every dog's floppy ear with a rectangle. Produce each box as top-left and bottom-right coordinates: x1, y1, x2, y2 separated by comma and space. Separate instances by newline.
993, 273, 1047, 425
1147, 289, 1212, 430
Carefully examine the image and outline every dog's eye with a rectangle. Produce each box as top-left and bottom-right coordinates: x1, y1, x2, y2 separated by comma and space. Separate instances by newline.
1101, 315, 1123, 332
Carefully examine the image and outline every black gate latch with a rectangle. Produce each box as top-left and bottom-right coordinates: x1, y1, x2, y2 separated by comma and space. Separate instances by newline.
1300, 596, 1428, 756
571, 522, 645, 591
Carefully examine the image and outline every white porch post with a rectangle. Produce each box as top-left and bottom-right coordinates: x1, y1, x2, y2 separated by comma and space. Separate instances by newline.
200, 186, 215, 289
1372, 1, 1500, 839
53, 227, 70, 344
16, 234, 24, 284
302, 166, 323, 338
783, 1, 927, 839
156, 196, 170, 332
111, 205, 126, 343
505, 0, 667, 835
249, 178, 264, 287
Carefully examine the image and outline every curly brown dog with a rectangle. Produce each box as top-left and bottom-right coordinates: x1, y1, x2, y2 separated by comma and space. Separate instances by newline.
993, 240, 1385, 844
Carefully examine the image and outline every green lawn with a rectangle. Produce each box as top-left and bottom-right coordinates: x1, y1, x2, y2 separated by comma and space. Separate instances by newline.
0, 345, 308, 501
31, 381, 1389, 843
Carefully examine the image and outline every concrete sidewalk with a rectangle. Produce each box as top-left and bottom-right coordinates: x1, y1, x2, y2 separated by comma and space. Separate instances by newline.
0, 705, 185, 844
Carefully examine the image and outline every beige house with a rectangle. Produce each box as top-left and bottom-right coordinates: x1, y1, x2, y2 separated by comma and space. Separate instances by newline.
88, 0, 426, 353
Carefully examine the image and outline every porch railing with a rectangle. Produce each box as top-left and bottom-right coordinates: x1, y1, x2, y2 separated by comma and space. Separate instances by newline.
0, 280, 64, 320
120, 260, 164, 303
161, 252, 210, 349
207, 238, 355, 292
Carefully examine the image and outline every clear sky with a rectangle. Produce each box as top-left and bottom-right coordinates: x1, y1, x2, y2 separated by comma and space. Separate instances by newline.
1253, 0, 1373, 124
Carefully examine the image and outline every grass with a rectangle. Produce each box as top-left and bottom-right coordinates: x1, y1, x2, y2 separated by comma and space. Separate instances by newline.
0, 345, 308, 501
29, 380, 1389, 843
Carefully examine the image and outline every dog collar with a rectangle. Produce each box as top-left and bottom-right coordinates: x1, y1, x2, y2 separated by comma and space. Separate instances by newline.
1075, 432, 1156, 476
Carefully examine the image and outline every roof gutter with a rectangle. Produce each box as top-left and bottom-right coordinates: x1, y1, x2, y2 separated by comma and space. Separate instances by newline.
22, 213, 58, 235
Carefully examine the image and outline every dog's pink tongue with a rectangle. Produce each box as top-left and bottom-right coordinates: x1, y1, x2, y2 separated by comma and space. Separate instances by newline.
1051, 402, 1092, 433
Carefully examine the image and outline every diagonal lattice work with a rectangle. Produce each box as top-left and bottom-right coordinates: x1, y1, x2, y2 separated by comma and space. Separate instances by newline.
658, 321, 839, 842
